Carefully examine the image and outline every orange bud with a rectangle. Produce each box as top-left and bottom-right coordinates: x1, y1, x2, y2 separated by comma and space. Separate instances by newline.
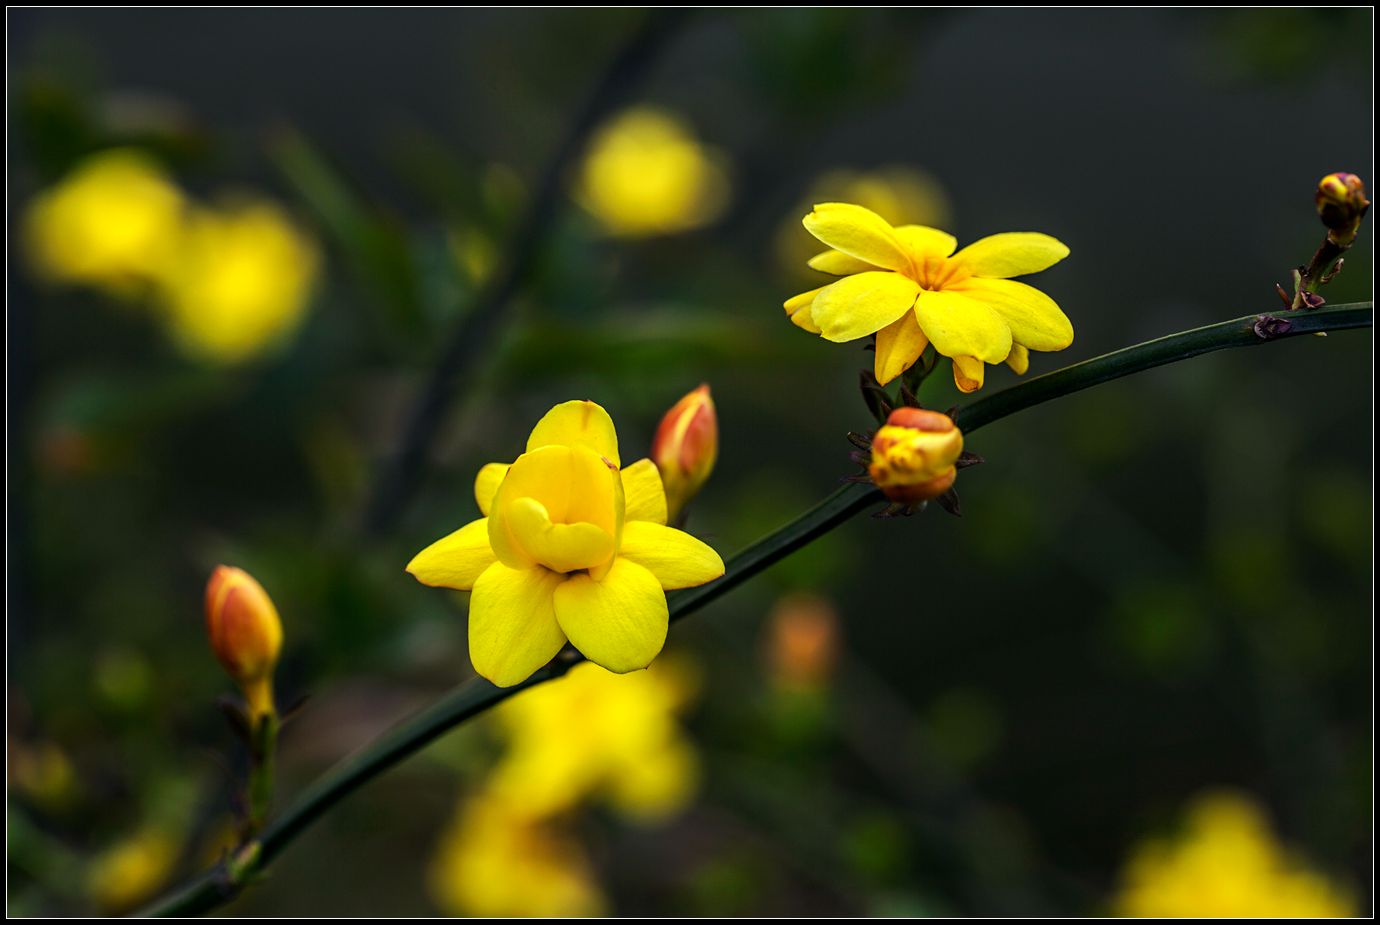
868, 407, 963, 505
651, 384, 718, 522
205, 565, 282, 719
765, 593, 839, 692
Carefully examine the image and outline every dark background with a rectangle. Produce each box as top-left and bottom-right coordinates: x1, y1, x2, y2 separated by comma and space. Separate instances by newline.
7, 8, 1373, 916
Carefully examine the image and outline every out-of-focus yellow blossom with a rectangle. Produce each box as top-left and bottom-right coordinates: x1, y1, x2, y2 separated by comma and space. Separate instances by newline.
486, 659, 699, 822
429, 791, 606, 917
205, 565, 283, 720
869, 407, 964, 504
156, 201, 319, 363
764, 593, 839, 693
651, 384, 718, 523
23, 149, 186, 291
9, 741, 78, 811
776, 165, 952, 278
576, 106, 730, 237
408, 401, 725, 687
1112, 791, 1356, 918
784, 202, 1072, 392
85, 828, 177, 914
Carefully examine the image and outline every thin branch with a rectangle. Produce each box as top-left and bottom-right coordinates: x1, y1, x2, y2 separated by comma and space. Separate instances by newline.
138, 301, 1372, 917
362, 9, 690, 536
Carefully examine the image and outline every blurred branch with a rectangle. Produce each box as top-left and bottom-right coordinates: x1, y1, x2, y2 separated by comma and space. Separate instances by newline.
138, 300, 1372, 916
361, 9, 690, 537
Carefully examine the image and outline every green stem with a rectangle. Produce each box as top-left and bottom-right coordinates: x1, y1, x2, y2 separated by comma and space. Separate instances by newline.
136, 301, 1371, 917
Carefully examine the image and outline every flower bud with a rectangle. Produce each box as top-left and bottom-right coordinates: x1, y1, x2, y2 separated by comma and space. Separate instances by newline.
651, 384, 718, 522
765, 593, 839, 693
205, 565, 282, 719
868, 407, 964, 504
1315, 172, 1370, 246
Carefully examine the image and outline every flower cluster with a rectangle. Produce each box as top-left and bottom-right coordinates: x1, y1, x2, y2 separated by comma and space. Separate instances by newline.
784, 202, 1073, 391
408, 400, 724, 687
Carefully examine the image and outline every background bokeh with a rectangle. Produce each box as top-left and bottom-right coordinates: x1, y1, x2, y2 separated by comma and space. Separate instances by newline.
7, 8, 1373, 917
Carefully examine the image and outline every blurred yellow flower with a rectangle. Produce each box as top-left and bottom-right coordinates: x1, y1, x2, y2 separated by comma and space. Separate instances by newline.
155, 201, 320, 364
776, 165, 951, 278
85, 828, 177, 914
23, 149, 186, 292
1112, 791, 1355, 918
576, 106, 730, 237
429, 791, 606, 917
784, 202, 1072, 392
9, 741, 79, 811
408, 400, 724, 687
487, 659, 700, 822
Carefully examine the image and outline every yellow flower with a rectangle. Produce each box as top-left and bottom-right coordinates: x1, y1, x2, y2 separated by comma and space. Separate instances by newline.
85, 828, 177, 913
576, 106, 730, 237
784, 202, 1073, 392
408, 400, 725, 687
205, 565, 283, 720
487, 659, 699, 822
155, 201, 319, 364
868, 407, 964, 504
651, 384, 718, 523
429, 791, 606, 917
23, 149, 186, 291
1112, 791, 1356, 918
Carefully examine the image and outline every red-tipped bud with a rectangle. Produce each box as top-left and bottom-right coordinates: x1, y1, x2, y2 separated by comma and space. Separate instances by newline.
1316, 172, 1369, 246
205, 566, 282, 719
868, 408, 964, 505
651, 384, 718, 522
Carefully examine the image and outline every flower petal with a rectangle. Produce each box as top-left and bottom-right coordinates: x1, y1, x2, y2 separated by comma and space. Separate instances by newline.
950, 232, 1069, 279
951, 278, 1074, 352
554, 558, 668, 674
489, 446, 620, 569
474, 462, 510, 516
621, 458, 668, 525
618, 521, 725, 590
1005, 343, 1030, 375
783, 287, 824, 334
952, 355, 985, 393
811, 271, 920, 343
406, 517, 495, 591
807, 249, 878, 275
468, 562, 568, 687
892, 224, 957, 261
801, 203, 911, 273
526, 400, 620, 467
874, 311, 930, 385
507, 497, 615, 573
912, 289, 1012, 364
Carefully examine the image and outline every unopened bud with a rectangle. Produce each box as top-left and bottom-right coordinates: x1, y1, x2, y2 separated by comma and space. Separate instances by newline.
1315, 172, 1370, 246
868, 407, 963, 505
765, 593, 839, 693
651, 384, 718, 522
205, 566, 282, 720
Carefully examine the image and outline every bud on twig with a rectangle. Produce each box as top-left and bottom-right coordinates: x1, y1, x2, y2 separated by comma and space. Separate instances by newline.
1316, 172, 1370, 247
868, 407, 964, 506
205, 566, 283, 721
651, 384, 717, 523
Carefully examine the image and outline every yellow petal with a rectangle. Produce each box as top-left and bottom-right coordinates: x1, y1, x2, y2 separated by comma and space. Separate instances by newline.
873, 311, 930, 386
807, 249, 878, 275
912, 289, 1012, 364
892, 224, 957, 261
811, 271, 921, 343
468, 562, 568, 687
783, 287, 824, 334
1005, 343, 1030, 375
617, 521, 725, 590
950, 232, 1069, 279
526, 400, 620, 467
507, 497, 615, 573
621, 458, 668, 525
474, 462, 510, 516
553, 558, 668, 674
952, 355, 985, 393
952, 278, 1074, 352
489, 446, 620, 569
801, 202, 911, 273
606, 735, 698, 822
407, 518, 496, 591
